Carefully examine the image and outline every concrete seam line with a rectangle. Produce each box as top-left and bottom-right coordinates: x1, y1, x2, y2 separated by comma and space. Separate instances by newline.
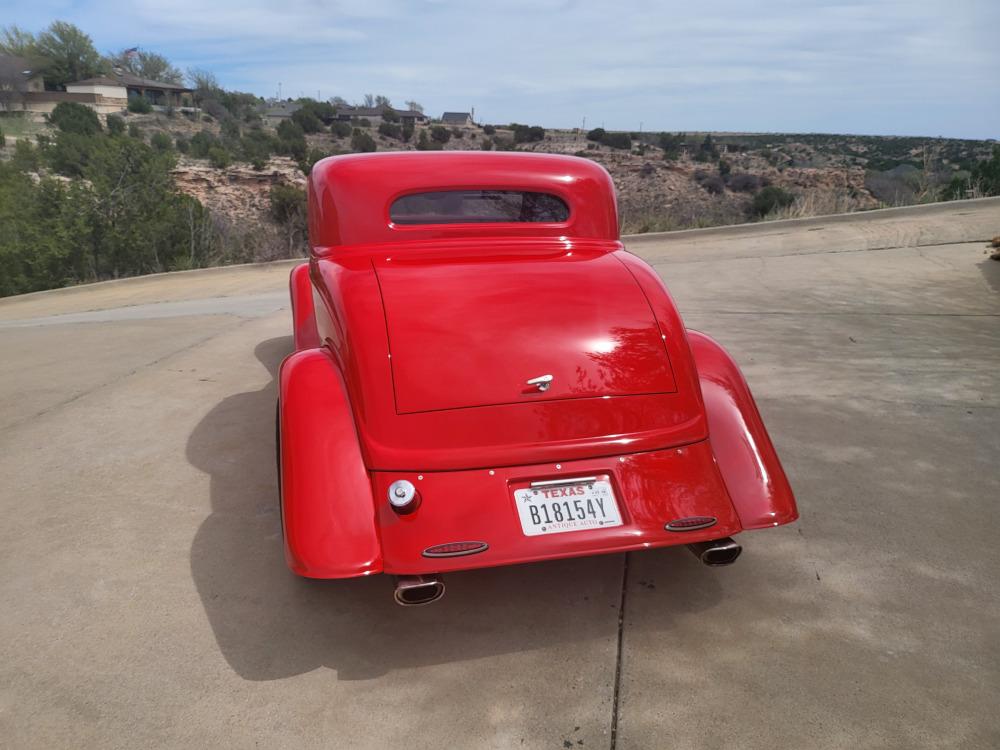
609, 552, 629, 750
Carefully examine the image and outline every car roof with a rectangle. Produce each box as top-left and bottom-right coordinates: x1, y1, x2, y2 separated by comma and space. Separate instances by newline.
307, 151, 620, 252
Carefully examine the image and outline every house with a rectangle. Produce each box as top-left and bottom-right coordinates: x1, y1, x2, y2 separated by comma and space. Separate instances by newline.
441, 112, 474, 127
71, 72, 194, 108
0, 55, 46, 112
335, 106, 428, 126
261, 101, 302, 127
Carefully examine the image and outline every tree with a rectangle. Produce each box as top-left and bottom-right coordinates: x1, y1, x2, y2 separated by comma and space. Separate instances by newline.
0, 25, 38, 58
586, 127, 606, 142
658, 132, 684, 161
291, 107, 323, 133
362, 93, 375, 108
374, 94, 391, 108
404, 100, 423, 113
106, 49, 182, 84
186, 68, 219, 104
33, 22, 103, 88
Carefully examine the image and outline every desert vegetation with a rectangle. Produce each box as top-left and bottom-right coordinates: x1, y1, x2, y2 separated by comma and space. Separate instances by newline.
2, 19, 999, 295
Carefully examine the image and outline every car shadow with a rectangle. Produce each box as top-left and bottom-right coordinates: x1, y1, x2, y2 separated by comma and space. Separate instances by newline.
187, 336, 722, 681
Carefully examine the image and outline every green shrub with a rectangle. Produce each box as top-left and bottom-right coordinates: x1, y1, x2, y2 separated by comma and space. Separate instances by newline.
401, 122, 414, 142
378, 121, 402, 140
127, 96, 153, 114
451, 127, 465, 139
208, 146, 231, 169
415, 130, 440, 151
351, 129, 377, 153
356, 118, 371, 128
189, 131, 217, 159
175, 136, 190, 154
430, 125, 451, 144
270, 184, 307, 223
221, 119, 241, 141
330, 121, 352, 138
511, 124, 545, 144
128, 123, 142, 139
480, 137, 493, 151
0, 126, 4, 148
750, 186, 795, 217
150, 132, 173, 152
601, 132, 631, 150
381, 107, 400, 123
49, 102, 102, 135
586, 127, 605, 142
106, 115, 125, 136
483, 124, 496, 135
291, 108, 324, 134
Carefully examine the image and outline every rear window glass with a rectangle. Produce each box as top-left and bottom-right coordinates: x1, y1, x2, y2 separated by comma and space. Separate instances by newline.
391, 190, 569, 224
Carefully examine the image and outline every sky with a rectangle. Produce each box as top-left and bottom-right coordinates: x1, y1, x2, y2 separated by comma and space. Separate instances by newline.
3, 0, 998, 139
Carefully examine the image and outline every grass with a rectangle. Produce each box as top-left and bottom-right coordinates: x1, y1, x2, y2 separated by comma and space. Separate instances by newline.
0, 114, 50, 140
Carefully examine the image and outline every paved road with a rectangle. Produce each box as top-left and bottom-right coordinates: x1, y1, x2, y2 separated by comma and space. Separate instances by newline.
2, 199, 998, 749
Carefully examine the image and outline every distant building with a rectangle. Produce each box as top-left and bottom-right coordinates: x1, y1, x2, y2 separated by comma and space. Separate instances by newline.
261, 101, 302, 127
76, 72, 194, 108
441, 112, 474, 127
335, 106, 428, 126
0, 55, 46, 112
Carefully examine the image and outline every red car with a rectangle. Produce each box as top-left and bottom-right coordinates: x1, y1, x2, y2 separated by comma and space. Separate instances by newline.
278, 151, 798, 605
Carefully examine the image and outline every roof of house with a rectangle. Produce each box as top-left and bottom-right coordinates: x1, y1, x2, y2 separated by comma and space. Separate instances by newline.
0, 54, 41, 79
441, 112, 472, 124
72, 73, 192, 92
68, 76, 127, 88
337, 106, 426, 118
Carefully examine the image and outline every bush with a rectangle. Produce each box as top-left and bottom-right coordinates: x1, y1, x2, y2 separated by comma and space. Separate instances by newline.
430, 125, 451, 144
189, 130, 217, 159
106, 115, 125, 136
480, 137, 493, 151
718, 159, 731, 176
208, 146, 231, 169
150, 132, 173, 152
728, 173, 761, 193
128, 123, 142, 139
700, 175, 725, 195
127, 96, 153, 114
511, 123, 545, 144
291, 108, 324, 134
378, 121, 402, 140
451, 127, 464, 139
221, 119, 241, 141
415, 130, 440, 151
586, 127, 606, 142
49, 102, 102, 135
381, 107, 400, 123
356, 118, 371, 128
175, 136, 190, 154
658, 132, 684, 161
351, 129, 377, 153
750, 186, 795, 217
483, 124, 496, 135
401, 122, 414, 143
330, 121, 352, 138
601, 132, 631, 150
270, 184, 307, 224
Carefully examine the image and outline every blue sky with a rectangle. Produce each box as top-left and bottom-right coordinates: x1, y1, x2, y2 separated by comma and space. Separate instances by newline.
4, 0, 998, 139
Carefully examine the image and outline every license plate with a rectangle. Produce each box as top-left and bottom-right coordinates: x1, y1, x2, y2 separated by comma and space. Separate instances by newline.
513, 476, 622, 536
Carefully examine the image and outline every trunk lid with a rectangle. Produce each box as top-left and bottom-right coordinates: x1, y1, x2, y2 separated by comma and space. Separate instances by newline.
374, 246, 676, 414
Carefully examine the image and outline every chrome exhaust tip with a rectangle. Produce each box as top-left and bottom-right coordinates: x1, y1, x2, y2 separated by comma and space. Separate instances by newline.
393, 575, 445, 606
686, 537, 742, 567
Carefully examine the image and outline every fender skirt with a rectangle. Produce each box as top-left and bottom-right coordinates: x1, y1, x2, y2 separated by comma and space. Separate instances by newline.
687, 330, 799, 530
279, 348, 383, 577
289, 263, 321, 351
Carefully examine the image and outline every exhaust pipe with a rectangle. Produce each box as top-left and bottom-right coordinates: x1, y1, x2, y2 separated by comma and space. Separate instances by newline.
687, 537, 742, 567
393, 574, 445, 606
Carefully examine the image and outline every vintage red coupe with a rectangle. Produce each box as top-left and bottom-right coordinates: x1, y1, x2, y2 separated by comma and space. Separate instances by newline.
278, 151, 798, 605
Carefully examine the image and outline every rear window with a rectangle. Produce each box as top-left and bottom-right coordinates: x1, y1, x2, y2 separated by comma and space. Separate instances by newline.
390, 190, 569, 225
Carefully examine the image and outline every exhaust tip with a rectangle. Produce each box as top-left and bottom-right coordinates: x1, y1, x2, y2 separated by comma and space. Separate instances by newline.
393, 575, 445, 606
686, 537, 742, 567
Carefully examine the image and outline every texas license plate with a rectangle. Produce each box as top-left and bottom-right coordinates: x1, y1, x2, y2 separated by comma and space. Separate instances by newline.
513, 476, 623, 536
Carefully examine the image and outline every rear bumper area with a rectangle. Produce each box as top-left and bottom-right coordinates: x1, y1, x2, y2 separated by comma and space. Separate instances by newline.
373, 439, 743, 575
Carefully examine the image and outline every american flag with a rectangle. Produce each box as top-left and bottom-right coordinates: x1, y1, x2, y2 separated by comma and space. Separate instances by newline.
123, 47, 139, 59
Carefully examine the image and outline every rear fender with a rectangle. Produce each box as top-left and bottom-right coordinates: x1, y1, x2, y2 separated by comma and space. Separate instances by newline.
278, 348, 382, 577
289, 262, 321, 350
687, 330, 798, 529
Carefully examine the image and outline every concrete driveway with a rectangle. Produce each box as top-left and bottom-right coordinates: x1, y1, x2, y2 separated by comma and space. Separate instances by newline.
1, 198, 998, 749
